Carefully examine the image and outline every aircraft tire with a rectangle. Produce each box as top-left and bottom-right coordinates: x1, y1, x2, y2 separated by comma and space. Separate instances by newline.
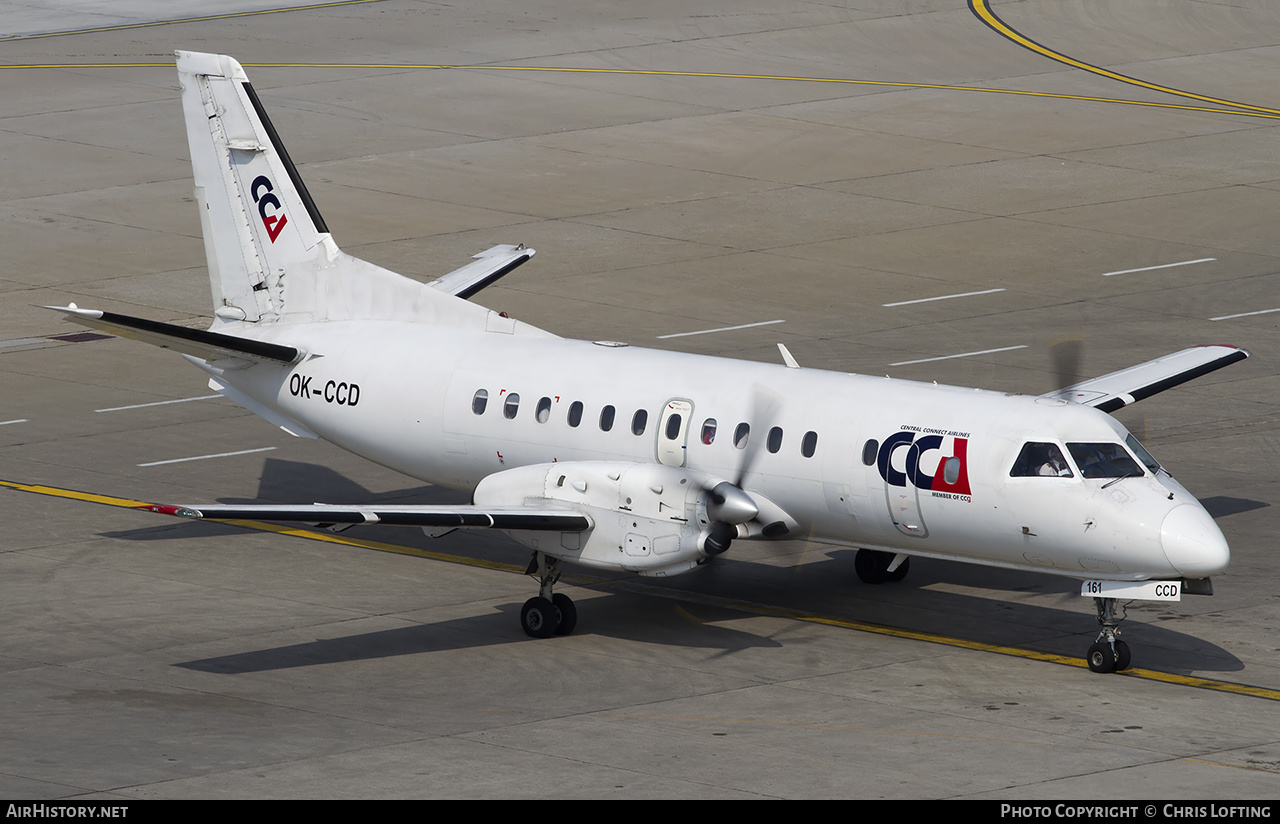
552, 593, 577, 636
1086, 642, 1116, 673
521, 596, 560, 638
1114, 640, 1132, 671
855, 549, 889, 585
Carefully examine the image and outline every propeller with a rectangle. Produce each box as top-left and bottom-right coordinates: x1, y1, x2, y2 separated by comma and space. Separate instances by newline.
1049, 334, 1083, 392
702, 384, 780, 555
1049, 333, 1154, 440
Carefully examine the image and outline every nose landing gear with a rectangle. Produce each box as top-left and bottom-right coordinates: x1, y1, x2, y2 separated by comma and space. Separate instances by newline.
1086, 597, 1132, 673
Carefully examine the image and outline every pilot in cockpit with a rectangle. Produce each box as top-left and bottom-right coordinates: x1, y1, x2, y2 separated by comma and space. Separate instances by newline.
1011, 442, 1074, 477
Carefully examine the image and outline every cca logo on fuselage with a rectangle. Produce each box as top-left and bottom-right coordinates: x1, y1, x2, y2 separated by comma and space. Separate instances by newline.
250, 175, 288, 243
876, 431, 971, 495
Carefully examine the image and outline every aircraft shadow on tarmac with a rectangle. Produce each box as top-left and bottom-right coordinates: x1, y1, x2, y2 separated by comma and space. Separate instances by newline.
1199, 496, 1270, 518
174, 597, 783, 674
99, 460, 1251, 677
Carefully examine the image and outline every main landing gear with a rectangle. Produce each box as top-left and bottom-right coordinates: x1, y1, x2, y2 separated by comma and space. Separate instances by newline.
854, 549, 910, 585
520, 551, 577, 639
1086, 597, 1132, 673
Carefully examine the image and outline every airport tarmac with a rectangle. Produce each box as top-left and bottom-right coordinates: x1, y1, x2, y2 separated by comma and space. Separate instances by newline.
1, 0, 1279, 800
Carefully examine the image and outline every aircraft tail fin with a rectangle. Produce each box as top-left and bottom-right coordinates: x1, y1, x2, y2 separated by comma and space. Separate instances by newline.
177, 51, 558, 332
178, 51, 510, 328
178, 51, 335, 323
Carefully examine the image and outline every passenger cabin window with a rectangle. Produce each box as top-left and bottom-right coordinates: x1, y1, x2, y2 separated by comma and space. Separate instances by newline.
1067, 442, 1142, 479
942, 456, 961, 485
733, 423, 750, 449
600, 405, 616, 432
801, 430, 818, 458
632, 409, 648, 436
1010, 442, 1073, 477
862, 439, 878, 466
568, 401, 583, 427
503, 393, 520, 419
472, 389, 488, 415
535, 396, 552, 424
701, 418, 717, 445
665, 413, 682, 440
767, 427, 783, 454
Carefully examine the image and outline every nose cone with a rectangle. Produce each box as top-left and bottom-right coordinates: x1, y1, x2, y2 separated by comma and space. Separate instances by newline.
1161, 504, 1230, 578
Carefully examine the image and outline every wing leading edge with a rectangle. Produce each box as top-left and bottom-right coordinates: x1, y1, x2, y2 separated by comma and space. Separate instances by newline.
1042, 344, 1250, 412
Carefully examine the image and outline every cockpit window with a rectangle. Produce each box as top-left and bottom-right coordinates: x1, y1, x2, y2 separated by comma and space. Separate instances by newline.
1010, 442, 1073, 477
1066, 442, 1143, 479
1125, 434, 1162, 474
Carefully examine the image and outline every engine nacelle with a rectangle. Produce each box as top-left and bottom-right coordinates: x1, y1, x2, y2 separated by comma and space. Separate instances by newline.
473, 461, 729, 576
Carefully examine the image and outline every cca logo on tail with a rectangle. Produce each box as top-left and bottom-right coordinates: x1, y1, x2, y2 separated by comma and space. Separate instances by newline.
250, 175, 288, 243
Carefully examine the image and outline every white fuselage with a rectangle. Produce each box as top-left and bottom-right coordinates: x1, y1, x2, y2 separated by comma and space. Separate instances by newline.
201, 318, 1229, 583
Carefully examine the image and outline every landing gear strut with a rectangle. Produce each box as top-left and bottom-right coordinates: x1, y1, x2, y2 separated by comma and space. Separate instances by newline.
520, 551, 576, 638
1086, 597, 1132, 673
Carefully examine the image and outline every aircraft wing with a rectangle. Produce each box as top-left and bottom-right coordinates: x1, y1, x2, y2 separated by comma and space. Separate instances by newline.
428, 244, 535, 299
142, 502, 591, 531
46, 305, 301, 365
1042, 344, 1249, 412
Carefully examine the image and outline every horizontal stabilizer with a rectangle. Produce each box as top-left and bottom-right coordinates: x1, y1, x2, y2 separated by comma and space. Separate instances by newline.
142, 502, 592, 532
1042, 345, 1249, 412
428, 244, 535, 299
46, 305, 301, 365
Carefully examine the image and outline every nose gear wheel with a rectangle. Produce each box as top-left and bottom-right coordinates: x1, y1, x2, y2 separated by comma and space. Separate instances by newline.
1086, 597, 1132, 673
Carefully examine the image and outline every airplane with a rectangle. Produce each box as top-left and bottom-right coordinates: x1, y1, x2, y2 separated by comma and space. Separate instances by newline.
47, 51, 1250, 674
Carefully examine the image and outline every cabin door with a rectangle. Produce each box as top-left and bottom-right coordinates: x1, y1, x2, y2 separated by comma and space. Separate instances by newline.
657, 399, 693, 467
877, 433, 930, 538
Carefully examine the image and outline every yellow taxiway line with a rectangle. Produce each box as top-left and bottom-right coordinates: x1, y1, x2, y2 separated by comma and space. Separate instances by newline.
5, 477, 1279, 701
2, 0, 1276, 121
267, 64, 1280, 121
2, 60, 1276, 121
969, 0, 1280, 117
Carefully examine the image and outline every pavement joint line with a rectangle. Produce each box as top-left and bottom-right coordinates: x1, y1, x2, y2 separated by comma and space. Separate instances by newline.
4, 477, 1278, 702
0, 0, 389, 41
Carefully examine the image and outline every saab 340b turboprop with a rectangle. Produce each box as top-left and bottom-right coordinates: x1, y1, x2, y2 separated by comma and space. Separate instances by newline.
48, 52, 1249, 673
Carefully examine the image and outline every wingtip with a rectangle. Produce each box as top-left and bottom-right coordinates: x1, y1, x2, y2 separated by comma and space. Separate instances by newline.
1194, 344, 1251, 356
43, 304, 102, 319
138, 504, 203, 519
